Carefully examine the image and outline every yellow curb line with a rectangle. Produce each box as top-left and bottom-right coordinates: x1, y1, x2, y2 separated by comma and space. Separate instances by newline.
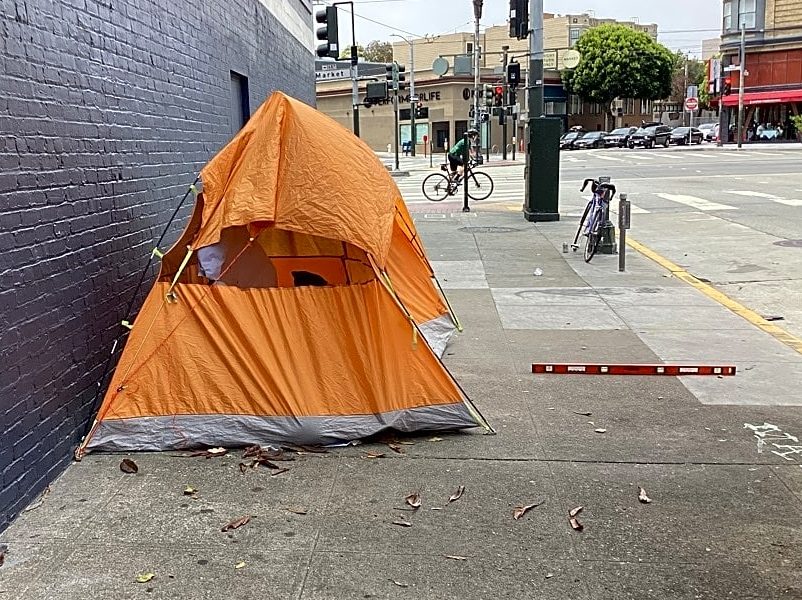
626, 237, 802, 356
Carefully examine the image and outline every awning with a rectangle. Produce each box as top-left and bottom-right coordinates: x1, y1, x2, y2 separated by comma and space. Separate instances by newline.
721, 89, 802, 106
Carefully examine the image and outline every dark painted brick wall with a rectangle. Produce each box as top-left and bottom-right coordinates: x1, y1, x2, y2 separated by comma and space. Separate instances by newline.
0, 0, 314, 530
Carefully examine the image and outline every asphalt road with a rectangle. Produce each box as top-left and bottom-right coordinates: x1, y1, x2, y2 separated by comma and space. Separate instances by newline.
393, 144, 802, 340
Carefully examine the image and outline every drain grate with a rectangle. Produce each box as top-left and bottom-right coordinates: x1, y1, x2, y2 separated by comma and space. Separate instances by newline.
458, 226, 523, 234
773, 239, 802, 248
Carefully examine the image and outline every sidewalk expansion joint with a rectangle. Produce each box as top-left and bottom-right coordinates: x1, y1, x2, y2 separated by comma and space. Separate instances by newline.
395, 456, 775, 467
626, 236, 802, 356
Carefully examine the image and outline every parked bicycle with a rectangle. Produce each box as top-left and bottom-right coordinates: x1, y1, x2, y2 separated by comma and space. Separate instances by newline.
571, 178, 616, 263
421, 157, 494, 202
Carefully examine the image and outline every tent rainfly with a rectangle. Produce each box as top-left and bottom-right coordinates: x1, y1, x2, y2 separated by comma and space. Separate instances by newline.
77, 92, 491, 456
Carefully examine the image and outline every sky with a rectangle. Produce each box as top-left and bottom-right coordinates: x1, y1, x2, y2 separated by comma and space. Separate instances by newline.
324, 0, 723, 57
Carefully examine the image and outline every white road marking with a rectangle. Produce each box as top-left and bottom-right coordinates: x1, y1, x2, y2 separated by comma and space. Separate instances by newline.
748, 151, 785, 157
655, 193, 737, 211
724, 190, 802, 206
648, 152, 685, 160
626, 154, 655, 160
593, 154, 626, 162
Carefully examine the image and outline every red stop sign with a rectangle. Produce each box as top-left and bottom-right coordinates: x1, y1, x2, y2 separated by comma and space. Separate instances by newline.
684, 97, 699, 111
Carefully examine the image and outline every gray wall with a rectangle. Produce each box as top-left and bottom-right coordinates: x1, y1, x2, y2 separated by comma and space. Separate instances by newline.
0, 0, 313, 530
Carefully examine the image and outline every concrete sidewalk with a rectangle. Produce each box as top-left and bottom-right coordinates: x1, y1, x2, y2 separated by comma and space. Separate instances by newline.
2, 211, 801, 599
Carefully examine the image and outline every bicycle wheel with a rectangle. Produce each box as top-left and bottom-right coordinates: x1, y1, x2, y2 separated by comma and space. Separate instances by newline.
466, 171, 494, 201
422, 173, 452, 202
583, 232, 599, 262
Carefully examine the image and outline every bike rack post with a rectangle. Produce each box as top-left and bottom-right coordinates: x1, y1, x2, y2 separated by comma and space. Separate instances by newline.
462, 132, 470, 212
597, 175, 617, 255
618, 193, 630, 272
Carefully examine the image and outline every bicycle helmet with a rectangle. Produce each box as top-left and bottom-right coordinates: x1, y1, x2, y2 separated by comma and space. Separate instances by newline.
467, 128, 479, 136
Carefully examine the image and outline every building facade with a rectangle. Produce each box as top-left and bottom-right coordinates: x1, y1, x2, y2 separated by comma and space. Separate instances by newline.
316, 14, 659, 153
0, 0, 314, 531
719, 0, 802, 140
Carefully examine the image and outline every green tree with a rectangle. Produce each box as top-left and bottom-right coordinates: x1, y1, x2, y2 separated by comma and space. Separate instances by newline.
562, 24, 674, 128
671, 51, 706, 101
339, 40, 393, 63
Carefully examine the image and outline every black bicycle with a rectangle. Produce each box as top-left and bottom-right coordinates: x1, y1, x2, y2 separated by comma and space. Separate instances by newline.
421, 158, 494, 202
571, 178, 616, 263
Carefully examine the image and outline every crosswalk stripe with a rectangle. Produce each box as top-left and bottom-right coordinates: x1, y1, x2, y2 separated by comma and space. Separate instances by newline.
626, 154, 655, 160
593, 155, 626, 162
723, 190, 802, 206
656, 193, 737, 211
648, 152, 685, 160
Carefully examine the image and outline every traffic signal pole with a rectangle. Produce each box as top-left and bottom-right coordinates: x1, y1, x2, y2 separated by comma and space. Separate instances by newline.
737, 25, 746, 149
333, 2, 359, 137
523, 0, 560, 222
502, 45, 509, 160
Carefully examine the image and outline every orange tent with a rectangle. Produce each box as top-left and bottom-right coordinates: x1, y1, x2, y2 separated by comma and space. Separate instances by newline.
78, 92, 491, 454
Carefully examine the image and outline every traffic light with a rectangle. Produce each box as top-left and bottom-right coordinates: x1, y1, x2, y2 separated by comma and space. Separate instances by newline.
315, 7, 339, 59
483, 84, 494, 107
722, 77, 732, 96
365, 81, 388, 103
507, 62, 521, 88
385, 62, 394, 83
396, 64, 406, 91
493, 85, 504, 107
509, 0, 529, 40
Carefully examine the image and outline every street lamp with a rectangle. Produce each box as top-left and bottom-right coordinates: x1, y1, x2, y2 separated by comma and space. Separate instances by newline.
391, 33, 416, 156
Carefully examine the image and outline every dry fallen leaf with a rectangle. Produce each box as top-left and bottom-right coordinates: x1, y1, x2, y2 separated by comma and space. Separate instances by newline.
387, 443, 405, 455
286, 507, 308, 515
445, 555, 467, 561
405, 492, 422, 509
392, 518, 413, 527
390, 580, 409, 588
513, 501, 543, 520
183, 486, 198, 496
238, 462, 250, 473
573, 411, 592, 416
136, 572, 155, 583
207, 447, 227, 455
0, 545, 6, 568
594, 428, 607, 434
428, 437, 444, 442
364, 451, 386, 459
221, 515, 252, 532
638, 487, 652, 504
448, 486, 465, 503
234, 561, 246, 569
569, 506, 583, 518
569, 516, 584, 531
120, 458, 139, 474
545, 572, 554, 579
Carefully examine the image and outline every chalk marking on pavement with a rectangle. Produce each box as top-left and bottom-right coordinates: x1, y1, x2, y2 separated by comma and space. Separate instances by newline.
655, 193, 737, 211
626, 237, 802, 356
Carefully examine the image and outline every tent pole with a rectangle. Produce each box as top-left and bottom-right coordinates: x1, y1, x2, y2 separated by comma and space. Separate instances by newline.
433, 276, 463, 332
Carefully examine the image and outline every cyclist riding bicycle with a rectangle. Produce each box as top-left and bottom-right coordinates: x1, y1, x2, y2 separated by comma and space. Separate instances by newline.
447, 128, 479, 180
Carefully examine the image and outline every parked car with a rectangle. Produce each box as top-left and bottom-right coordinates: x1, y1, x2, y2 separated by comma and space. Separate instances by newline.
572, 131, 607, 149
604, 127, 638, 148
628, 125, 672, 149
559, 130, 586, 150
669, 127, 704, 145
697, 122, 717, 141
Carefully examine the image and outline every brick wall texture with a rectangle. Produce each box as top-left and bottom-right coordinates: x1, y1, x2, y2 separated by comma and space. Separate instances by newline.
0, 0, 314, 530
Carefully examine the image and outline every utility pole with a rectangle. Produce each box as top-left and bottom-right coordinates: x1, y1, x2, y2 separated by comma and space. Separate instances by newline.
473, 0, 482, 137
737, 25, 746, 149
502, 45, 509, 160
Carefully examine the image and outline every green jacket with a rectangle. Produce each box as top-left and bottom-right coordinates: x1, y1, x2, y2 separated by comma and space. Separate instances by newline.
448, 138, 467, 158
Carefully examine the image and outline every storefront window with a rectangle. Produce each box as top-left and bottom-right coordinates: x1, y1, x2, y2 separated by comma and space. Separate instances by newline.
569, 95, 583, 115
723, 1, 732, 29
738, 0, 755, 29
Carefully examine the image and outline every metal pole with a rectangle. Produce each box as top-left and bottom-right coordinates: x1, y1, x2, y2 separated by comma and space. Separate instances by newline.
524, 0, 544, 210
394, 88, 400, 170
473, 4, 481, 131
462, 132, 470, 212
409, 40, 416, 156
737, 26, 746, 149
511, 89, 517, 160
349, 3, 359, 137
502, 45, 508, 160
618, 193, 629, 272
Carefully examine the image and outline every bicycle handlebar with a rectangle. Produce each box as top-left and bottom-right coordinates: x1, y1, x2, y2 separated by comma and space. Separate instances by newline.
580, 178, 616, 197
